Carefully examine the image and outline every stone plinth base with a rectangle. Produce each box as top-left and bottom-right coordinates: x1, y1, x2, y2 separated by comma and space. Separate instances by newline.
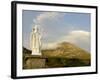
24, 55, 46, 69
32, 52, 42, 55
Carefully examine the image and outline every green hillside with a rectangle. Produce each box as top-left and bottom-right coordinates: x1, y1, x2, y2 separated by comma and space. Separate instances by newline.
42, 42, 90, 59
23, 42, 91, 69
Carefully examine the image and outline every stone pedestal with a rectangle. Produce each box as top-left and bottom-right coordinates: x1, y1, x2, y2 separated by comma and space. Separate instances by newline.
25, 55, 46, 69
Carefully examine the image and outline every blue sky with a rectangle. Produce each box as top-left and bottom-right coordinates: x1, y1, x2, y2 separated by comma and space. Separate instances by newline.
22, 10, 91, 52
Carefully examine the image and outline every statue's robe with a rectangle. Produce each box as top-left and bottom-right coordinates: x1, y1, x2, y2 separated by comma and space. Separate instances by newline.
30, 31, 41, 55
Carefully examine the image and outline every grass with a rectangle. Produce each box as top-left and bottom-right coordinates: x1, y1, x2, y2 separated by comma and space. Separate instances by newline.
23, 42, 91, 69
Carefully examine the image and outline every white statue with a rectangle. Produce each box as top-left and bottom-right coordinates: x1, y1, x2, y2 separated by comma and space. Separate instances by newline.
30, 25, 42, 55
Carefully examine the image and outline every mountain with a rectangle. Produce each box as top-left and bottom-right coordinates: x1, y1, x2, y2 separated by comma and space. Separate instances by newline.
23, 42, 91, 68
42, 42, 90, 59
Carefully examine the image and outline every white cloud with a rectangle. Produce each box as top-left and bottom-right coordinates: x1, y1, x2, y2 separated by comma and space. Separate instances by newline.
42, 42, 58, 49
59, 31, 90, 42
33, 12, 64, 25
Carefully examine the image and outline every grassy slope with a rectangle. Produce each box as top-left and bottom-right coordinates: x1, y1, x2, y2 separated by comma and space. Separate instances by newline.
42, 42, 90, 59
23, 42, 91, 68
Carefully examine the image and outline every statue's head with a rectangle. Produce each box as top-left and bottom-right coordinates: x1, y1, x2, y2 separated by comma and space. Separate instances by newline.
33, 25, 39, 33
32, 28, 35, 32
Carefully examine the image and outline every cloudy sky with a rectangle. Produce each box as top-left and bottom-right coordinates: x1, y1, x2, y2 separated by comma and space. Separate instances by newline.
22, 10, 91, 52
